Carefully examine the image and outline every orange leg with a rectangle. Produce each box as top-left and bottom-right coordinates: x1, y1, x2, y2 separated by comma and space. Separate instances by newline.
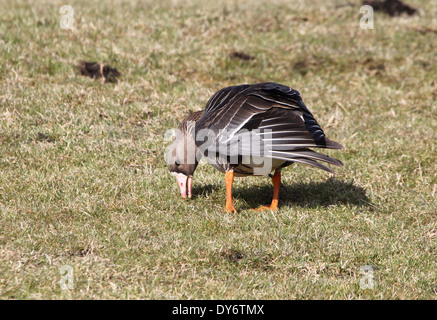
269, 170, 281, 210
254, 170, 281, 211
225, 170, 237, 213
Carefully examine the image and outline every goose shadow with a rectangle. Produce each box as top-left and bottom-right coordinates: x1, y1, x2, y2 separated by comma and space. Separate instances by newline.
232, 177, 371, 209
191, 184, 221, 199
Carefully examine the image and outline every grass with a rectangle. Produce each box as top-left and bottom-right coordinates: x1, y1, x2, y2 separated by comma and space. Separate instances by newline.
0, 0, 436, 299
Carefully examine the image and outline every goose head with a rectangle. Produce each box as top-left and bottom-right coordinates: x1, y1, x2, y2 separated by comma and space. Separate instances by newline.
168, 111, 204, 199
168, 142, 198, 199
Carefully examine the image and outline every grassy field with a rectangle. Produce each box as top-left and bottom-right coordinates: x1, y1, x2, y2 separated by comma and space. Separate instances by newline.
0, 0, 436, 299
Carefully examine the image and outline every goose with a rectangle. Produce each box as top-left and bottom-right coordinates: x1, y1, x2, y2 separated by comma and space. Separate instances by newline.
168, 82, 343, 212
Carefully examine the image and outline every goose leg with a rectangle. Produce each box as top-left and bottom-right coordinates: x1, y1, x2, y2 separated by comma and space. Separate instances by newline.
254, 170, 281, 211
225, 170, 237, 213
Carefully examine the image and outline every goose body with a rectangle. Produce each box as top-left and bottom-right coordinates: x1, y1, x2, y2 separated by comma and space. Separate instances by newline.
168, 82, 343, 212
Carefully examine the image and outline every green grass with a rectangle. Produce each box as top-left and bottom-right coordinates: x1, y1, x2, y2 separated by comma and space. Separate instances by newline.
0, 0, 436, 299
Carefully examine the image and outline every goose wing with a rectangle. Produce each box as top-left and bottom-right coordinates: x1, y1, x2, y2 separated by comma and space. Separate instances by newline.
195, 82, 343, 172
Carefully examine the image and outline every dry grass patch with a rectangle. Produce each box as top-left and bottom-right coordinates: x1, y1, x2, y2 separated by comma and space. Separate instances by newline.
0, 0, 436, 299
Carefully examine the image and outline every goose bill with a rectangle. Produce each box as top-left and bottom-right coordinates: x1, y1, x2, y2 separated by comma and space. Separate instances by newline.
175, 173, 192, 199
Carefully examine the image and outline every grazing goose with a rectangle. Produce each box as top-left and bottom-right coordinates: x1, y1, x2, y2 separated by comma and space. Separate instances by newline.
168, 82, 343, 212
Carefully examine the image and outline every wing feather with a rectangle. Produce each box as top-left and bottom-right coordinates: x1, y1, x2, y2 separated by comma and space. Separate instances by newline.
195, 82, 343, 173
